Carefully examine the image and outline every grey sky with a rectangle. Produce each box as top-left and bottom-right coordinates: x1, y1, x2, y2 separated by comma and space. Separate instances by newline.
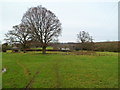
0, 1, 118, 43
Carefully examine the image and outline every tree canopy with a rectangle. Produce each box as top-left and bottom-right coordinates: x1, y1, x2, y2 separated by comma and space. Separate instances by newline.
5, 5, 62, 54
21, 5, 62, 54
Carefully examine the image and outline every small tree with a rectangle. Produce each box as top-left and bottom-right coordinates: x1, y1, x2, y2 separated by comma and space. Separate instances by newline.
77, 31, 94, 50
21, 5, 62, 54
5, 24, 32, 53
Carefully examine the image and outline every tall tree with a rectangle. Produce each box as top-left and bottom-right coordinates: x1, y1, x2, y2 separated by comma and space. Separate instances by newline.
21, 5, 62, 54
77, 31, 94, 50
5, 24, 32, 53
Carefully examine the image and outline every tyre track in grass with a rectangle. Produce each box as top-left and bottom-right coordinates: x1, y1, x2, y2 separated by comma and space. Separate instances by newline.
53, 60, 61, 88
16, 60, 40, 89
23, 71, 40, 89
16, 60, 31, 79
17, 58, 61, 88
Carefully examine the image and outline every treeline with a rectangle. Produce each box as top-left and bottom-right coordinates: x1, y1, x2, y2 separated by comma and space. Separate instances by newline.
1, 41, 120, 52
94, 41, 119, 52
75, 41, 119, 52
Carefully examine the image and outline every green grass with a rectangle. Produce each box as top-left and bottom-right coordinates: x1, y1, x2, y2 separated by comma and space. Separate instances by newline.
2, 51, 118, 88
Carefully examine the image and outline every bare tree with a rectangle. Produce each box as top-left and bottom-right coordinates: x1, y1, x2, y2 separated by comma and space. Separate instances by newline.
5, 24, 32, 53
21, 5, 62, 54
77, 31, 94, 50
77, 31, 93, 43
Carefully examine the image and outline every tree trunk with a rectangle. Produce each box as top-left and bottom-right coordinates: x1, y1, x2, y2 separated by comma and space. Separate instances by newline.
23, 44, 26, 53
23, 49, 26, 53
42, 46, 46, 54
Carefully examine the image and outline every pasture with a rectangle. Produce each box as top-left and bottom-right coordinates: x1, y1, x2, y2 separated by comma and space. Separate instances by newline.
2, 51, 118, 88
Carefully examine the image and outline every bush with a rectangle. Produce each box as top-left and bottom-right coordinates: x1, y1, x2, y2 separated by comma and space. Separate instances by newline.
2, 43, 12, 52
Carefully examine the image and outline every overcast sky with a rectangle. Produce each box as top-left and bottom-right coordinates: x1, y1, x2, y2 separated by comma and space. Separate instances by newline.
0, 1, 118, 43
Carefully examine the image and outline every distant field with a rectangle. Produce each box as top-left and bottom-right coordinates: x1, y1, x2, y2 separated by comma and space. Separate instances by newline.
2, 51, 118, 88
30, 46, 53, 50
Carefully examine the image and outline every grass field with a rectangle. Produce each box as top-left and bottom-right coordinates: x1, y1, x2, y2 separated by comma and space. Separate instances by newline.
2, 51, 118, 88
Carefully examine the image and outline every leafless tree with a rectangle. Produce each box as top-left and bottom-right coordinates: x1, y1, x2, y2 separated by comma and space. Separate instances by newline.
77, 31, 93, 43
77, 31, 94, 50
5, 24, 32, 53
21, 5, 62, 54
